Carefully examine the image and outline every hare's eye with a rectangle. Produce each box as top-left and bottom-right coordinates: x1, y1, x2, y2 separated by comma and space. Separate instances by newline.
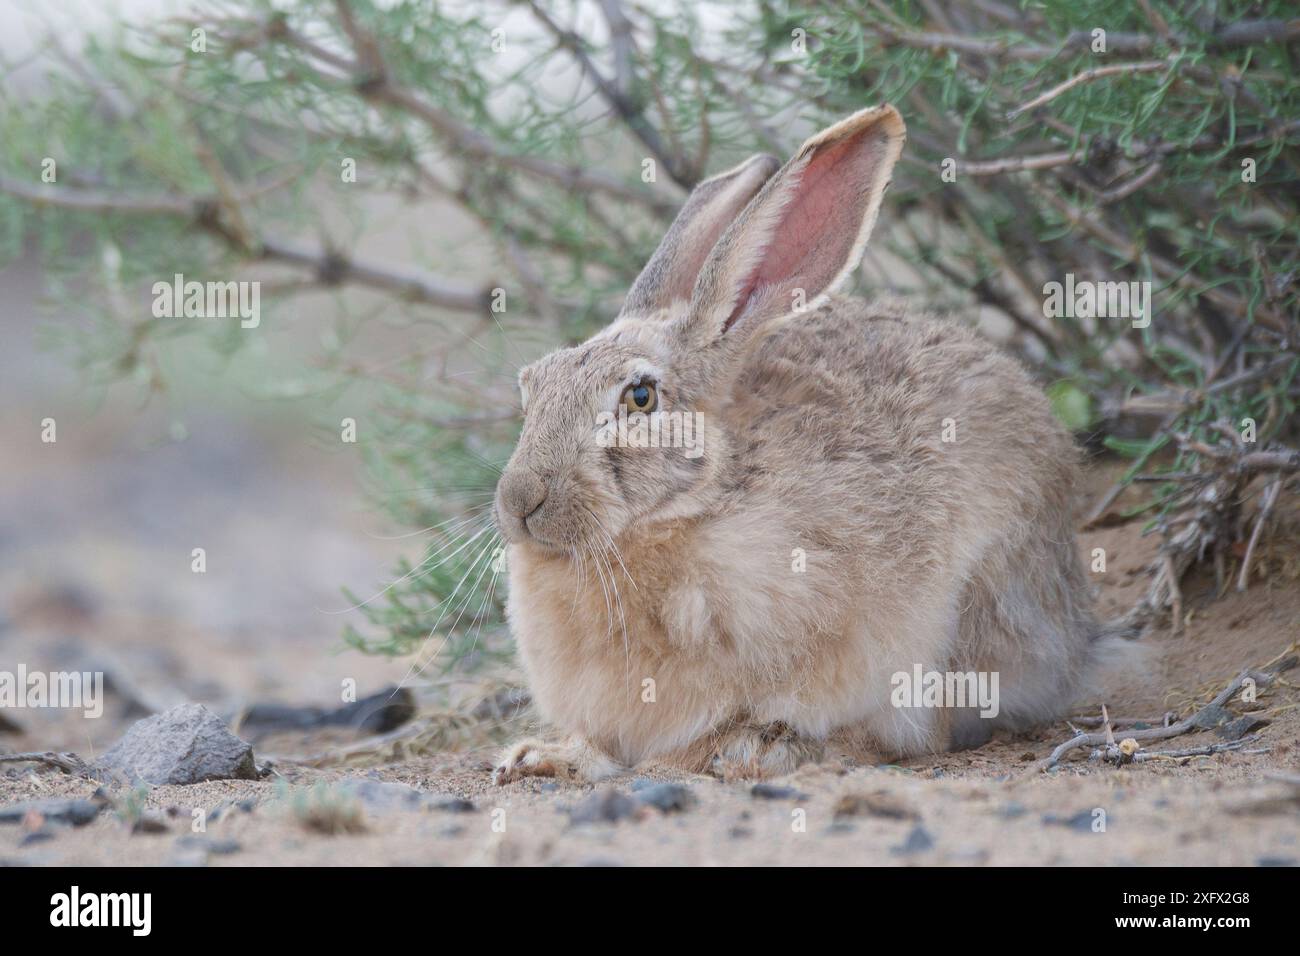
620, 381, 657, 414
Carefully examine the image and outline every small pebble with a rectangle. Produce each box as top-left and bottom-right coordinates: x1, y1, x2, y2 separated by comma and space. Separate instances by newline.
175, 835, 241, 855
999, 802, 1028, 819
750, 783, 806, 801
569, 788, 640, 825
436, 797, 476, 813
632, 782, 696, 813
132, 810, 170, 835
891, 824, 935, 856
1042, 810, 1105, 832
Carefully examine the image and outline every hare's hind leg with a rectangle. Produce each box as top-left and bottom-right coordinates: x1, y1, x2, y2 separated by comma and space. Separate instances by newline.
953, 526, 1098, 739
702, 720, 825, 780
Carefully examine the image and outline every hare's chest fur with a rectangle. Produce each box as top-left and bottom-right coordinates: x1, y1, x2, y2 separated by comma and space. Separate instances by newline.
499, 496, 946, 764
505, 511, 859, 763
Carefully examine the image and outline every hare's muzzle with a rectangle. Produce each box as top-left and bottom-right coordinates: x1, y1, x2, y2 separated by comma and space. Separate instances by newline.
495, 469, 548, 543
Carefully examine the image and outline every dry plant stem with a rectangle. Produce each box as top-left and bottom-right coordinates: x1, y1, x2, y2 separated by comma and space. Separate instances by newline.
1006, 59, 1172, 119
523, 0, 696, 188
288, 4, 677, 212
1067, 713, 1175, 728
1238, 478, 1283, 591
0, 751, 86, 773
0, 175, 492, 312
871, 19, 1300, 61
1038, 669, 1268, 771
1090, 735, 1266, 763
1104, 433, 1299, 633
1096, 159, 1164, 205
956, 119, 1300, 178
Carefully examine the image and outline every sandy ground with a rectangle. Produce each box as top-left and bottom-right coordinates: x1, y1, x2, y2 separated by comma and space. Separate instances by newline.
3, 464, 1299, 867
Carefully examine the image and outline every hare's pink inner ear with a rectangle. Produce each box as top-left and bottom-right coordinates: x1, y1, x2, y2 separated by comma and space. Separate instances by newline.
619, 154, 780, 318
690, 104, 906, 338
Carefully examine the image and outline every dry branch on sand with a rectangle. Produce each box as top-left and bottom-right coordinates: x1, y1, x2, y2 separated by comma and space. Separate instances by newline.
1119, 433, 1300, 636
1039, 647, 1298, 772
0, 751, 87, 774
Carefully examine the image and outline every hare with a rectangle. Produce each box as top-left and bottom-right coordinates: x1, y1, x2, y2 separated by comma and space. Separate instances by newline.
491, 104, 1120, 784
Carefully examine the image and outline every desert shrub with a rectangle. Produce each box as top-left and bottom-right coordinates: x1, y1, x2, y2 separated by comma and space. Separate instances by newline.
2, 0, 1296, 663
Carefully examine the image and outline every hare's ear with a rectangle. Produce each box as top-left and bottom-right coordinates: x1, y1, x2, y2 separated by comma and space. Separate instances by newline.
619, 154, 780, 317
687, 104, 905, 343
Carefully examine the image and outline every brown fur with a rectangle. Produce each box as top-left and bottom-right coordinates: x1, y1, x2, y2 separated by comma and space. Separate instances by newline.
490, 106, 1111, 783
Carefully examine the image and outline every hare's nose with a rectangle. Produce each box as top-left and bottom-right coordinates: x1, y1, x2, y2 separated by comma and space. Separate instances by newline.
499, 470, 548, 520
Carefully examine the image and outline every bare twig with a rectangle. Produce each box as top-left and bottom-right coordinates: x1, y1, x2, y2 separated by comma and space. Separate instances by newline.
0, 175, 494, 312
956, 119, 1300, 180
871, 19, 1300, 62
1237, 478, 1284, 591
1067, 712, 1176, 728
955, 149, 1082, 176
1096, 159, 1165, 204
0, 751, 87, 773
1007, 59, 1172, 120
598, 0, 636, 99
257, 238, 492, 312
1090, 735, 1267, 763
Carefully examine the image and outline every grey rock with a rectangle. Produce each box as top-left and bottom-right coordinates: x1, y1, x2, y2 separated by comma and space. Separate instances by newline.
1190, 703, 1232, 730
569, 788, 640, 825
19, 831, 55, 847
1216, 714, 1269, 741
239, 685, 416, 738
1256, 856, 1297, 867
94, 704, 257, 785
0, 797, 103, 827
631, 782, 696, 813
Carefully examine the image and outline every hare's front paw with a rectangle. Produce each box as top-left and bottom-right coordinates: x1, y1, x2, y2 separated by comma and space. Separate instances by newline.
710, 722, 824, 780
491, 737, 619, 785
